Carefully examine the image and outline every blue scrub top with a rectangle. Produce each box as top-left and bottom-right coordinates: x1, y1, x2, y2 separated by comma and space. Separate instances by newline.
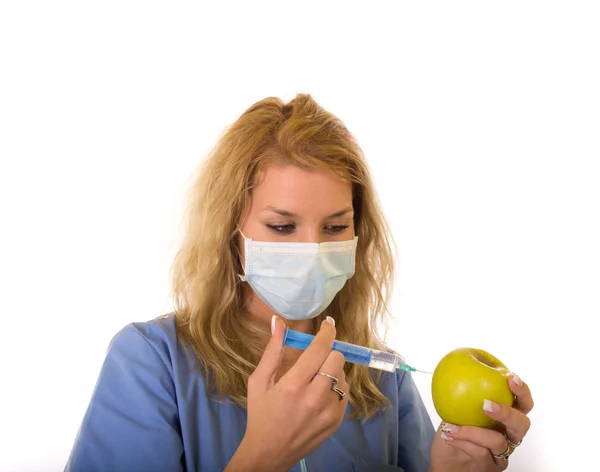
65, 315, 435, 472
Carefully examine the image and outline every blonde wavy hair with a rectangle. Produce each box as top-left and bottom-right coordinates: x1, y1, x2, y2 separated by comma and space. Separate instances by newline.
171, 93, 398, 419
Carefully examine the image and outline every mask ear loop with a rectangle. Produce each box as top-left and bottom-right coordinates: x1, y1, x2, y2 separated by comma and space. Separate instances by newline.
237, 229, 250, 281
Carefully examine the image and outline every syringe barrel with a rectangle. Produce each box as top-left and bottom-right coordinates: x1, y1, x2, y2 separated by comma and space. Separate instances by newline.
368, 350, 399, 372
283, 328, 372, 367
332, 339, 372, 366
282, 328, 411, 374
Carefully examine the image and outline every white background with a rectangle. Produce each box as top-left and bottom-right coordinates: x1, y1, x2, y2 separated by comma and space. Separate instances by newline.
1, 2, 598, 471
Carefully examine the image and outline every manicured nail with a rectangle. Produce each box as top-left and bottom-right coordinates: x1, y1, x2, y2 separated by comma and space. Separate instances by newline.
440, 431, 453, 441
441, 422, 459, 434
271, 315, 277, 334
483, 399, 500, 413
326, 316, 335, 326
512, 373, 522, 387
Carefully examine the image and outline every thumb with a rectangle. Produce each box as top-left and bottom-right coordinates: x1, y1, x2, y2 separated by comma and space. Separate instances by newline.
253, 315, 285, 387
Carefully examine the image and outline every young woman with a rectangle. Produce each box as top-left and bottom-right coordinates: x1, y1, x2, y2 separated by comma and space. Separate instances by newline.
65, 94, 533, 472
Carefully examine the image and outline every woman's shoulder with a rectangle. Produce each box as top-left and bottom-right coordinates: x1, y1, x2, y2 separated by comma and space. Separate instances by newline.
65, 314, 189, 471
106, 312, 186, 371
369, 369, 420, 418
110, 312, 178, 347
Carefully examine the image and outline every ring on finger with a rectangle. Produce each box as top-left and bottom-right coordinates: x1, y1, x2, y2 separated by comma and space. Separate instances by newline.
492, 434, 518, 461
492, 442, 514, 461
332, 385, 346, 401
506, 435, 522, 448
315, 371, 346, 401
315, 371, 339, 385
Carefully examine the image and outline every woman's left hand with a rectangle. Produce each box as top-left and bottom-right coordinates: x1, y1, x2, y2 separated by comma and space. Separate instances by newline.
429, 374, 534, 471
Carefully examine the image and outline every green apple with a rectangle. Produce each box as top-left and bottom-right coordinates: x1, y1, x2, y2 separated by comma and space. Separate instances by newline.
431, 347, 514, 428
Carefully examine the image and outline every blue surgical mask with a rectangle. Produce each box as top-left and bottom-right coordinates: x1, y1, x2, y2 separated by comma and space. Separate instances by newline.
239, 232, 358, 321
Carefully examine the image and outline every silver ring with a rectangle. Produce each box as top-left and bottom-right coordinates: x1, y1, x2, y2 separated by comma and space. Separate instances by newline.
506, 436, 522, 448
315, 371, 339, 385
332, 385, 347, 401
315, 371, 346, 401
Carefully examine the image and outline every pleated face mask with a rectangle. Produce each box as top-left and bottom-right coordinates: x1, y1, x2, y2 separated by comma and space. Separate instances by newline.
239, 233, 358, 320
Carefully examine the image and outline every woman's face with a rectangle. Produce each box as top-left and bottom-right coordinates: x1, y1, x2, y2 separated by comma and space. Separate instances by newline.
239, 164, 355, 327
240, 164, 355, 244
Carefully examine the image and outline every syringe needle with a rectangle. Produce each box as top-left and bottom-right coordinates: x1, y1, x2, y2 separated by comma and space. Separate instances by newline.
398, 364, 434, 375
415, 369, 434, 375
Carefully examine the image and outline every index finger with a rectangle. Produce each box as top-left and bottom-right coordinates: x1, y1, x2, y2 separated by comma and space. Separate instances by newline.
284, 318, 336, 384
510, 374, 534, 414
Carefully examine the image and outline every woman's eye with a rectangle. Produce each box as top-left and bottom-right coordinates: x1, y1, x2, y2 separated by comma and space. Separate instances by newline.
267, 224, 295, 234
266, 224, 349, 235
326, 224, 349, 234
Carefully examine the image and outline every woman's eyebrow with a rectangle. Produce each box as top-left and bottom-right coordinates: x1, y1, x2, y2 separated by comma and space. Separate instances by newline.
263, 205, 353, 218
264, 206, 297, 217
326, 207, 354, 218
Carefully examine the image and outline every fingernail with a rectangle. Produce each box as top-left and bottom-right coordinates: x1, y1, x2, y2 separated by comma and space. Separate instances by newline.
441, 422, 459, 434
271, 315, 277, 334
325, 316, 335, 326
483, 399, 500, 413
440, 432, 453, 441
512, 373, 522, 387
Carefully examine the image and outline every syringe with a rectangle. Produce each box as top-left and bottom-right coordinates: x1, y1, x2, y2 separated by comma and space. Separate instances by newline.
283, 328, 433, 374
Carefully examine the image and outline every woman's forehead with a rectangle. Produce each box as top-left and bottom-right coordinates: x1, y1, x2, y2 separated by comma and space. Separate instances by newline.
251, 164, 353, 210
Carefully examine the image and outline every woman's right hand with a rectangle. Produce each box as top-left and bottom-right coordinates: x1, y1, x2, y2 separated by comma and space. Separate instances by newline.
225, 316, 348, 472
